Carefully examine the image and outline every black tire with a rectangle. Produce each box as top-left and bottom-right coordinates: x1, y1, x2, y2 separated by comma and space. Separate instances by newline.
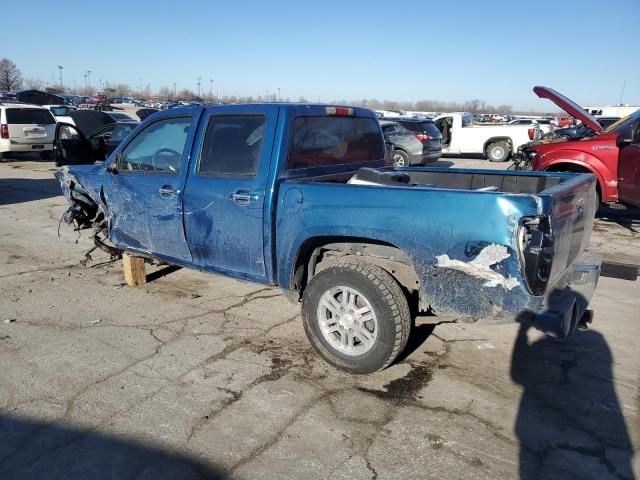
486, 141, 511, 162
0, 152, 3, 161
301, 261, 411, 374
392, 149, 410, 167
39, 151, 53, 161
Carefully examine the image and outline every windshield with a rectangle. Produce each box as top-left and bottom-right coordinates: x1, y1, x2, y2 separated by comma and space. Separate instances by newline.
604, 111, 640, 133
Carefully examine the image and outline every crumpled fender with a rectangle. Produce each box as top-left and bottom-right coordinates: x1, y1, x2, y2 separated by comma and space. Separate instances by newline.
54, 164, 106, 209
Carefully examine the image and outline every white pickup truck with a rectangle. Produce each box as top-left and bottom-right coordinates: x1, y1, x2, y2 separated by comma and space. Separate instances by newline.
434, 112, 538, 162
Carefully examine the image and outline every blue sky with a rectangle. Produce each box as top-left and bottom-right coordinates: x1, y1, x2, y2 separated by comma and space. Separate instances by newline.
2, 0, 639, 111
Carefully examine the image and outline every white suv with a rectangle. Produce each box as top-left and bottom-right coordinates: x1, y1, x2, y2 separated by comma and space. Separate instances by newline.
0, 102, 56, 160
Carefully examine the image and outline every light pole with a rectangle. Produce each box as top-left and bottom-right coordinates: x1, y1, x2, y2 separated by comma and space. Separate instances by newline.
197, 77, 202, 98
99, 78, 103, 90
86, 70, 92, 92
83, 73, 87, 93
57, 65, 63, 90
209, 79, 213, 100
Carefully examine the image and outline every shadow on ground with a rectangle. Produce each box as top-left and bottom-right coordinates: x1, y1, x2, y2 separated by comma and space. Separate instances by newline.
596, 203, 640, 233
0, 178, 61, 205
511, 301, 635, 479
0, 414, 226, 480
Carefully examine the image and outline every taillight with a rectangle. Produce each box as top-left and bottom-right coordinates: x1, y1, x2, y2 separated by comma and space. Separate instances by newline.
528, 128, 535, 140
518, 216, 554, 295
415, 133, 433, 142
0, 124, 8, 140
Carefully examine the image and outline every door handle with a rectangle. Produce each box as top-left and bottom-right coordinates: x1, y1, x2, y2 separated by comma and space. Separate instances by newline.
159, 186, 180, 198
229, 190, 259, 206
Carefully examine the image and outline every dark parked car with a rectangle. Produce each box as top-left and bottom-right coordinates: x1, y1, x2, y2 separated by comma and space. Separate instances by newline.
54, 110, 138, 166
545, 116, 621, 142
380, 118, 442, 166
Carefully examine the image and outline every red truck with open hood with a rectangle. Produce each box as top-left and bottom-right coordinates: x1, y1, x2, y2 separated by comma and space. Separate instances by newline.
517, 86, 640, 207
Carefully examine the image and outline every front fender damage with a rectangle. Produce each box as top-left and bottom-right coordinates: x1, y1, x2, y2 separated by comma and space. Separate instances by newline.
54, 166, 120, 259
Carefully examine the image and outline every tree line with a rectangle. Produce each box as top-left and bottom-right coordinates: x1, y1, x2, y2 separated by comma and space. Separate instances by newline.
1, 57, 545, 114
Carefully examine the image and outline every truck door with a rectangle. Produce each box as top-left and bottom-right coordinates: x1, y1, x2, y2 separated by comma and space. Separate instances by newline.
182, 105, 278, 280
102, 111, 200, 261
618, 121, 640, 207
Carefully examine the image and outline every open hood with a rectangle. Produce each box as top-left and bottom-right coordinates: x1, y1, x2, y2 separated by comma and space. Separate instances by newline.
69, 110, 117, 137
533, 86, 603, 133
16, 89, 65, 106
136, 108, 159, 121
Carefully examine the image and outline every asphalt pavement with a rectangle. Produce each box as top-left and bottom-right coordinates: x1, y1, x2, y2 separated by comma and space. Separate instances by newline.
0, 156, 638, 479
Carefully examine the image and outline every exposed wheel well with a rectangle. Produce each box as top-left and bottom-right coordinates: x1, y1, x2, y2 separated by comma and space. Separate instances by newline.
392, 148, 409, 155
545, 163, 602, 200
290, 237, 420, 302
483, 137, 513, 154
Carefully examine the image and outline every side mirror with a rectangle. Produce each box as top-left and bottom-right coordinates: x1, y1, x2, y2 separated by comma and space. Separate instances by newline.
616, 125, 634, 148
106, 152, 122, 174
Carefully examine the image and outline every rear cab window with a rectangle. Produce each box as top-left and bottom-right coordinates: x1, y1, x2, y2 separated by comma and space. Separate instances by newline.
287, 116, 384, 169
6, 109, 55, 124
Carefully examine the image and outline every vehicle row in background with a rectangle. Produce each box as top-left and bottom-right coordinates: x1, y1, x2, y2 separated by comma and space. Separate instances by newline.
515, 86, 640, 208
433, 112, 539, 162
381, 118, 442, 166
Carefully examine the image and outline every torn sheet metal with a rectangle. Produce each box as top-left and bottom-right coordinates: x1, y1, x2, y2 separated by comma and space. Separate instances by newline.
436, 244, 520, 290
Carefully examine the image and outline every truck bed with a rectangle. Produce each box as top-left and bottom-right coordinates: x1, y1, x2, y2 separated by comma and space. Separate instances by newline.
278, 166, 598, 330
297, 166, 568, 195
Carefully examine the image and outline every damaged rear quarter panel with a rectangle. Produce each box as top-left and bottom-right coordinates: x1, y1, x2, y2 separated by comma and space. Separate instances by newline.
276, 182, 544, 321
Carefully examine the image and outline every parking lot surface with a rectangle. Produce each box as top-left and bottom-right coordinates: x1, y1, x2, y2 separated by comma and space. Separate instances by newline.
0, 157, 638, 479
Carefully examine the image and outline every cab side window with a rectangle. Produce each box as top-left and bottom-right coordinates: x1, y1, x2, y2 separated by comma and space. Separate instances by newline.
198, 115, 266, 178
118, 117, 191, 173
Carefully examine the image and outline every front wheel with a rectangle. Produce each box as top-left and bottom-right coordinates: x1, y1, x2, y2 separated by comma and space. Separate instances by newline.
301, 261, 411, 373
486, 141, 511, 162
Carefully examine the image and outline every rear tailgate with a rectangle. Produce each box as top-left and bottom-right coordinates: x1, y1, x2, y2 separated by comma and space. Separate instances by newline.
540, 172, 597, 290
5, 108, 56, 144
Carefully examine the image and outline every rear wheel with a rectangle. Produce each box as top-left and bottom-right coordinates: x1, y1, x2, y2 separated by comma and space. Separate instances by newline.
392, 150, 410, 167
486, 141, 511, 162
302, 261, 411, 373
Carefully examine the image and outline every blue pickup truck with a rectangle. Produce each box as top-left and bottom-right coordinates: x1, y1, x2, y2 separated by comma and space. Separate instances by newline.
55, 103, 601, 373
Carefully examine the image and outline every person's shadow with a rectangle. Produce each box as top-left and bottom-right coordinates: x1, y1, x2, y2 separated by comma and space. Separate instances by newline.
511, 305, 635, 479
